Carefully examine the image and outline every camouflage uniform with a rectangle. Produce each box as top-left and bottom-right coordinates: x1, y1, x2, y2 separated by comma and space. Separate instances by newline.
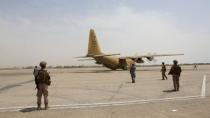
130, 64, 136, 83
168, 60, 182, 91
161, 63, 167, 80
35, 61, 51, 110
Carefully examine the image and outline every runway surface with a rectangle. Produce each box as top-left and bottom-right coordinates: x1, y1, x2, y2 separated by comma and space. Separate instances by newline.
0, 65, 209, 118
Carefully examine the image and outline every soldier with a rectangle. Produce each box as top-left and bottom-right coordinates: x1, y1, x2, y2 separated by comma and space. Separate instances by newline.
130, 63, 136, 83
33, 66, 40, 90
35, 61, 51, 110
168, 60, 182, 91
161, 62, 167, 80
193, 64, 198, 70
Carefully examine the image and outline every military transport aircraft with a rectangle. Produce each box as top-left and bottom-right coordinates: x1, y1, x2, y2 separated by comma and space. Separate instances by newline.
77, 29, 183, 70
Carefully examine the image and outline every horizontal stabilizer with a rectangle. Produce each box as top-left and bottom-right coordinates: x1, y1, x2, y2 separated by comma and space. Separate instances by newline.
78, 58, 95, 61
93, 53, 120, 57
75, 56, 90, 58
75, 53, 120, 58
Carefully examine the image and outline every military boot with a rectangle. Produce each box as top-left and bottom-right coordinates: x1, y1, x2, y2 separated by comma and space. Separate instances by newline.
45, 103, 49, 110
37, 104, 41, 110
132, 79, 135, 83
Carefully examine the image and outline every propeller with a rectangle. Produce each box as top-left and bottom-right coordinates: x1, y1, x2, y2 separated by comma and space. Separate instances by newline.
146, 52, 157, 63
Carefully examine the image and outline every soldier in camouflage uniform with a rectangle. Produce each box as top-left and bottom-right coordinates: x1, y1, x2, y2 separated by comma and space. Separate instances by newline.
130, 63, 136, 83
168, 60, 182, 91
161, 62, 167, 80
35, 61, 51, 110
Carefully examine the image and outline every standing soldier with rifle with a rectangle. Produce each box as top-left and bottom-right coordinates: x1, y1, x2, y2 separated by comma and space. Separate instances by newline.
35, 61, 51, 110
168, 60, 182, 91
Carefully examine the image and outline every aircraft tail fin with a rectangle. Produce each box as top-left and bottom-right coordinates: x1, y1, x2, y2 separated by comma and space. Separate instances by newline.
87, 29, 102, 56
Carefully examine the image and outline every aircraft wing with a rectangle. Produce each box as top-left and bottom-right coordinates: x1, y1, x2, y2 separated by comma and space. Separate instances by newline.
143, 53, 184, 57
125, 53, 184, 62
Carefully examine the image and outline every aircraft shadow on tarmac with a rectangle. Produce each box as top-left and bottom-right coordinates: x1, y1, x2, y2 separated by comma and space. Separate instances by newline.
73, 70, 113, 73
72, 69, 174, 73
72, 69, 159, 73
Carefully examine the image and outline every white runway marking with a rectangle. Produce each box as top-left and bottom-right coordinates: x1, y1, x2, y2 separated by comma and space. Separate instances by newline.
0, 95, 202, 112
201, 75, 206, 98
171, 109, 177, 112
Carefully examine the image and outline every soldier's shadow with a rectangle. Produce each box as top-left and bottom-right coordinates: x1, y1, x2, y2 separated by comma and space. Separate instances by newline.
20, 107, 37, 112
125, 81, 133, 84
163, 89, 176, 93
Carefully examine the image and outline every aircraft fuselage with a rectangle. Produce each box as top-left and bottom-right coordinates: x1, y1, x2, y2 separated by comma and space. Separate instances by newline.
94, 56, 134, 70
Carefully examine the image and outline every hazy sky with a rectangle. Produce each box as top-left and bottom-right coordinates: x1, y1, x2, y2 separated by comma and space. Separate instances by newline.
0, 0, 209, 67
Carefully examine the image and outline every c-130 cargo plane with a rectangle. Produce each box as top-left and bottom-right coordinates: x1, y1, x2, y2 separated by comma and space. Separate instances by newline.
77, 29, 183, 70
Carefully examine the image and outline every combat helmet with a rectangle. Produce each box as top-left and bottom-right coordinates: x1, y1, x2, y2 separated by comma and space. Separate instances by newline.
173, 60, 178, 65
40, 61, 47, 68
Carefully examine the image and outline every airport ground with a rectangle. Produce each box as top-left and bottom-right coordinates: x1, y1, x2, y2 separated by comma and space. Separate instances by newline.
0, 65, 209, 118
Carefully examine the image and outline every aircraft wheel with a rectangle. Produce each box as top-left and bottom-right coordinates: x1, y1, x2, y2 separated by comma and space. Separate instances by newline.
123, 66, 128, 70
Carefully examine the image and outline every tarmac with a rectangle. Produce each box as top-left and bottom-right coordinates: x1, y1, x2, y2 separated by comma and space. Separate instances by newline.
0, 65, 209, 118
